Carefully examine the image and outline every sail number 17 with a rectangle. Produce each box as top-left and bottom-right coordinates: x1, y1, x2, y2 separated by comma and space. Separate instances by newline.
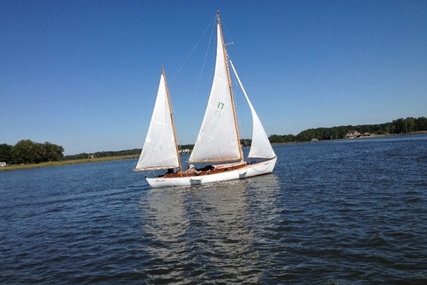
217, 102, 225, 110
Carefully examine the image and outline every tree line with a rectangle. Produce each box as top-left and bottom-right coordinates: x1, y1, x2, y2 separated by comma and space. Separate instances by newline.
1, 117, 426, 165
0, 140, 64, 164
63, 149, 140, 160
269, 117, 427, 143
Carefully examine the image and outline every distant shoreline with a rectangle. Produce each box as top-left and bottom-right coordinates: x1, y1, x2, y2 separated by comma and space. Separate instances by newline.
0, 155, 137, 172
271, 131, 427, 145
2, 132, 426, 172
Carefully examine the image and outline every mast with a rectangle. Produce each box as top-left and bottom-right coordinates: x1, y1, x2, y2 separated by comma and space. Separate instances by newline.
217, 11, 244, 161
162, 66, 183, 171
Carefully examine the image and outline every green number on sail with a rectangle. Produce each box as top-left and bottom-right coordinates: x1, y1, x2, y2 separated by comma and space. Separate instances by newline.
217, 102, 224, 110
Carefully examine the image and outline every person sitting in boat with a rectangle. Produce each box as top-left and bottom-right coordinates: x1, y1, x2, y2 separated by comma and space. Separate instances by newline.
200, 165, 215, 171
164, 168, 174, 176
186, 164, 201, 176
157, 168, 175, 177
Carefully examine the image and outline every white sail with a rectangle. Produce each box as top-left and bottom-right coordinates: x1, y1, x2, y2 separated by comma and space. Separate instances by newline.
135, 70, 180, 171
189, 18, 242, 163
230, 61, 276, 159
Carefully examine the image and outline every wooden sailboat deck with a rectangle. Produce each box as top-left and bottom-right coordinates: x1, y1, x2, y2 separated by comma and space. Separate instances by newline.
163, 161, 248, 178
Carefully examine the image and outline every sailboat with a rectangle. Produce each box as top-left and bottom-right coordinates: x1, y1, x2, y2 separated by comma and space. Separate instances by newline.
135, 12, 277, 187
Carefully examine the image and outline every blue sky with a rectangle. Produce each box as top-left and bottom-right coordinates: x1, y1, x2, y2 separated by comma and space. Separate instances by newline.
1, 0, 426, 155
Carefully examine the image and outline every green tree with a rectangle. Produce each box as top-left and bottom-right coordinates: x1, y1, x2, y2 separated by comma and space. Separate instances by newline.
392, 118, 406, 133
269, 134, 296, 143
415, 117, 427, 131
408, 118, 416, 132
12, 140, 37, 164
44, 142, 64, 161
0, 144, 13, 163
10, 140, 64, 164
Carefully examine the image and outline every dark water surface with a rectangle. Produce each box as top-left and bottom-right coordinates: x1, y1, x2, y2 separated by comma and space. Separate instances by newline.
1, 135, 426, 284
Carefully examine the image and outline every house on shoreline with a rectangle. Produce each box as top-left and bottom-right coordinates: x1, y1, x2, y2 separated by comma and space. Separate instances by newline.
345, 131, 376, 139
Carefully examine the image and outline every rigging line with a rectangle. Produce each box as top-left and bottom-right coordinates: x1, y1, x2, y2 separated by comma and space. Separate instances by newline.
170, 15, 216, 84
221, 20, 234, 50
193, 19, 215, 97
228, 59, 247, 140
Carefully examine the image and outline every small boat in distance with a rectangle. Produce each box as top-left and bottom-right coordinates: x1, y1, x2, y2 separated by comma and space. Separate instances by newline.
134, 12, 277, 187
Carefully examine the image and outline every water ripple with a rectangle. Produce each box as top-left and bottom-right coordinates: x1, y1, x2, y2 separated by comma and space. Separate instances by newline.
1, 136, 427, 283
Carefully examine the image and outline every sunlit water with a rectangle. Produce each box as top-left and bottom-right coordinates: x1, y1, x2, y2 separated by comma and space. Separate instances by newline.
1, 135, 426, 284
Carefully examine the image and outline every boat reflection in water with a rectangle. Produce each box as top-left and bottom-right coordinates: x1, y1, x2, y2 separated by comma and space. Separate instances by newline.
139, 175, 280, 283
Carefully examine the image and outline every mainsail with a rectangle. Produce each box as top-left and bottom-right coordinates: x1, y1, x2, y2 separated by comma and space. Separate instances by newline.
135, 69, 180, 171
189, 13, 242, 163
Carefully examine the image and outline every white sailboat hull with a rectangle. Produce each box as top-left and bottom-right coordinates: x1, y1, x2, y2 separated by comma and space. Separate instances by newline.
146, 157, 277, 188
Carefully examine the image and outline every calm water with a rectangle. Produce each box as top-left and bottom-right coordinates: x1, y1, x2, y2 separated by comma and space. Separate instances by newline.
1, 135, 426, 284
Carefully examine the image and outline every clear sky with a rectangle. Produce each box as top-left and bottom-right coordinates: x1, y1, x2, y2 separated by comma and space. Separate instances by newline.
1, 0, 426, 155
